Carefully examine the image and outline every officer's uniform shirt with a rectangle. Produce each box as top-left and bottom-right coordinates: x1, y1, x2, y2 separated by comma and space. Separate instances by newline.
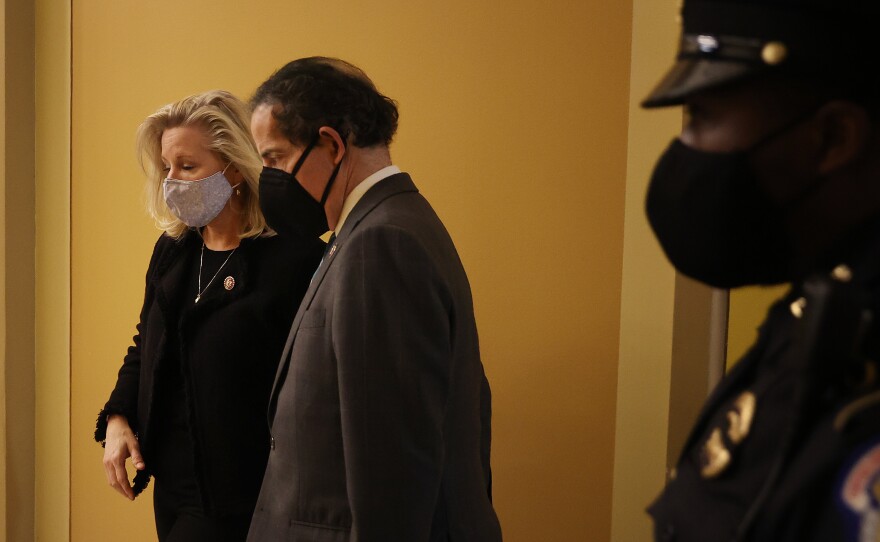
649, 228, 880, 542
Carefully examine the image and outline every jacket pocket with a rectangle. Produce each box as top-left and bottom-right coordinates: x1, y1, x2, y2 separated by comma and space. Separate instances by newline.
299, 308, 326, 329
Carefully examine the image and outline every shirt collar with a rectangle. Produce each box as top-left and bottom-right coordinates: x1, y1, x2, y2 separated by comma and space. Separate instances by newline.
334, 165, 401, 235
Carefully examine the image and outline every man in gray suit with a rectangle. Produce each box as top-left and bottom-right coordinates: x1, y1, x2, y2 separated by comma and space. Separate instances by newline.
246, 57, 502, 542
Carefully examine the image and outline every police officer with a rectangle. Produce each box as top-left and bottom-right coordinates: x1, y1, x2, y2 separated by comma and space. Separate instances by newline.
643, 0, 880, 540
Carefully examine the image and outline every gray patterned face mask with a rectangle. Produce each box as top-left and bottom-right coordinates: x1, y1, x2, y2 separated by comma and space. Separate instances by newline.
163, 163, 237, 227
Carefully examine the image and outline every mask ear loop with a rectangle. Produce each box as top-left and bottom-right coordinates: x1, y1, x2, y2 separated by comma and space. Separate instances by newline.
320, 159, 344, 206
220, 162, 244, 196
291, 135, 320, 176
288, 131, 346, 205
219, 162, 246, 215
318, 132, 347, 206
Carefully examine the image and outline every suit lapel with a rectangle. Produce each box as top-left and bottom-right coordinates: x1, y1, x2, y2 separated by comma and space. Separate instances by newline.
267, 173, 419, 427
268, 245, 338, 427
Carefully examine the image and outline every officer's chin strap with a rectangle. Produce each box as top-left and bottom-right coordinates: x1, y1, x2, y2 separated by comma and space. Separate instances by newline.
734, 268, 873, 540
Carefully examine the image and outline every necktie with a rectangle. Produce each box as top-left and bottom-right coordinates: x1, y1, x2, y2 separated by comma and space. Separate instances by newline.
312, 232, 336, 282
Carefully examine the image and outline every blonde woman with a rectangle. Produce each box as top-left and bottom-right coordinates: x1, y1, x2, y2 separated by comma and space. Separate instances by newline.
94, 90, 323, 541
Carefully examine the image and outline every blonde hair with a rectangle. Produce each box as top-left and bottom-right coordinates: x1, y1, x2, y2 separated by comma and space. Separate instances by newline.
136, 90, 270, 239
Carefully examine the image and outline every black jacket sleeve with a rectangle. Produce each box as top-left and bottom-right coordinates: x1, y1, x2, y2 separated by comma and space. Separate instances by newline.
94, 234, 168, 445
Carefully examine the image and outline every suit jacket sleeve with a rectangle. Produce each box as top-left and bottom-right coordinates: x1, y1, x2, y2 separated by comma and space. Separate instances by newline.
334, 224, 453, 541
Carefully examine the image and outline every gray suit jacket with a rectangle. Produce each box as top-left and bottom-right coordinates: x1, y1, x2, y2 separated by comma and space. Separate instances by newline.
247, 173, 502, 542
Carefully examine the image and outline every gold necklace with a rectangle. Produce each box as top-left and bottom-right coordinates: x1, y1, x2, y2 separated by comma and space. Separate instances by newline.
195, 243, 237, 303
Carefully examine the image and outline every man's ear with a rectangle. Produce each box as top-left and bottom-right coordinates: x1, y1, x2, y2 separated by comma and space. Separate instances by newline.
815, 100, 872, 175
318, 126, 347, 165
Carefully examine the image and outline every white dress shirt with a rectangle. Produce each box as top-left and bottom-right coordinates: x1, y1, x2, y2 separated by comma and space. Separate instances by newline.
334, 165, 401, 235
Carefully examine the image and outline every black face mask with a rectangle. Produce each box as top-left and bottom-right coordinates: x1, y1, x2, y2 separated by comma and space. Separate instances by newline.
259, 135, 343, 238
645, 109, 823, 289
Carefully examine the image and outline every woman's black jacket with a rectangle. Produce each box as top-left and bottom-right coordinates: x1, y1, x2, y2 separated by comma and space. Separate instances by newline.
94, 231, 323, 516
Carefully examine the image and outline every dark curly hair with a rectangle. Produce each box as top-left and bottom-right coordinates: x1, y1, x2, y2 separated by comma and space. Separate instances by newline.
250, 57, 399, 148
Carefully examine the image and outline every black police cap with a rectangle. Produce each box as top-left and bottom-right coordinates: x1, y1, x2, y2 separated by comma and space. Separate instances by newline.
643, 0, 880, 108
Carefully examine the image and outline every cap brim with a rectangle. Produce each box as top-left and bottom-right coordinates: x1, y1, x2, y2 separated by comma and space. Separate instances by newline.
641, 57, 762, 108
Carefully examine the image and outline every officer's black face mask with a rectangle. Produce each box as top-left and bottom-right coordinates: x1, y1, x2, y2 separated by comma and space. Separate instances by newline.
645, 108, 823, 289
259, 135, 343, 238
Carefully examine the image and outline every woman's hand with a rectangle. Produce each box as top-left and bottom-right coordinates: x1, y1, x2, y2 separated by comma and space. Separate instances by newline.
102, 414, 145, 500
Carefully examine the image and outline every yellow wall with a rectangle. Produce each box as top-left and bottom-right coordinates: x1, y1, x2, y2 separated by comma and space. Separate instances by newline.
35, 0, 71, 540
727, 285, 789, 367
70, 2, 633, 541
0, 0, 7, 534
5, 0, 36, 539
611, 0, 682, 539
